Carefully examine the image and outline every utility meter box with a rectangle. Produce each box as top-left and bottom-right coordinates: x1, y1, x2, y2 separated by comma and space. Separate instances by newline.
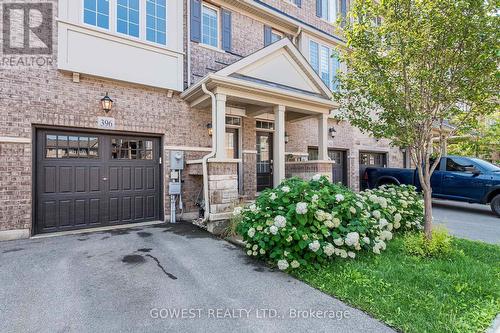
169, 182, 181, 195
170, 150, 184, 170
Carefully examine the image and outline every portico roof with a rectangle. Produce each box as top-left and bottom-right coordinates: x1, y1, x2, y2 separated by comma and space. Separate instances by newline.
181, 38, 338, 115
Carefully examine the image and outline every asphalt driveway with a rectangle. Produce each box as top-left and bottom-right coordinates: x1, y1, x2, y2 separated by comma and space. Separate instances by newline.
433, 199, 500, 244
0, 223, 393, 333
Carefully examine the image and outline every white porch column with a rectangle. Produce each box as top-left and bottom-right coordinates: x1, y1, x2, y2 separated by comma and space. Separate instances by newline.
215, 93, 227, 159
273, 105, 286, 187
318, 113, 328, 160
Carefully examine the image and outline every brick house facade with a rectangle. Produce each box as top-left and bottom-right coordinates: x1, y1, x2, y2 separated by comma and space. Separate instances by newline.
0, 0, 404, 240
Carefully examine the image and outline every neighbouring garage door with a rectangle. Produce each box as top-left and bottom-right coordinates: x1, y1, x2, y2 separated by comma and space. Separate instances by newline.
35, 129, 161, 234
308, 147, 348, 186
359, 151, 387, 189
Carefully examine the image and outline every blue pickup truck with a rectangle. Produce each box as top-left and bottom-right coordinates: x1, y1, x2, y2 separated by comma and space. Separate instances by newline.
363, 156, 500, 216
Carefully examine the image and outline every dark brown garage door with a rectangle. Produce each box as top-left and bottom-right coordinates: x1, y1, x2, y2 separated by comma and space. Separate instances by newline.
35, 129, 161, 234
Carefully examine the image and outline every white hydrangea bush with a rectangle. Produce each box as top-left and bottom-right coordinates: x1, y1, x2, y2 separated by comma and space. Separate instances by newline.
235, 175, 424, 270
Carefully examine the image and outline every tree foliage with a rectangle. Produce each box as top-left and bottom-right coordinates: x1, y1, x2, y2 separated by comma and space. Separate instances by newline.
334, 0, 499, 238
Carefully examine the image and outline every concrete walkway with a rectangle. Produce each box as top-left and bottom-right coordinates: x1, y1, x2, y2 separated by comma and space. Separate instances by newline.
0, 223, 394, 333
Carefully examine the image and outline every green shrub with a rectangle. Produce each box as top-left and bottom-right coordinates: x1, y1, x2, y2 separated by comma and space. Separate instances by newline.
403, 227, 452, 257
234, 175, 424, 270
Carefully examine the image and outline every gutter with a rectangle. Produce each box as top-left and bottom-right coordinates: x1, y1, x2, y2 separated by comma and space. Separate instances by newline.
200, 83, 217, 222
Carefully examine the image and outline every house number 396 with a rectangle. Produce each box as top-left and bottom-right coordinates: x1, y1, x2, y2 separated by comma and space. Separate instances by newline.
97, 116, 116, 129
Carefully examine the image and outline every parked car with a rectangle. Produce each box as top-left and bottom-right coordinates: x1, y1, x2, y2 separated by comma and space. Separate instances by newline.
363, 156, 500, 216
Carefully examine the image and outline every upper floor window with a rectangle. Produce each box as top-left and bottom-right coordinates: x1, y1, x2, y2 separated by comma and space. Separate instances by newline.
146, 0, 167, 45
84, 0, 110, 29
117, 0, 140, 37
201, 4, 219, 48
310, 40, 341, 91
82, 0, 168, 46
317, 0, 347, 24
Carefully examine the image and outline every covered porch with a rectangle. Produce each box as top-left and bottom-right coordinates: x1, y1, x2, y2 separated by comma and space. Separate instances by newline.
181, 38, 337, 226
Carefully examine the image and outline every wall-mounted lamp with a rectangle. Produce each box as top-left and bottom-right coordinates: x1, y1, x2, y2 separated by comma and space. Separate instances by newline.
329, 126, 337, 139
207, 123, 213, 137
100, 92, 113, 113
284, 132, 290, 144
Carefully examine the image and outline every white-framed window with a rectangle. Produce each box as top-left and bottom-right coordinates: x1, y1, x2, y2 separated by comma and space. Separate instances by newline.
201, 3, 219, 48
271, 30, 283, 43
84, 0, 110, 29
309, 40, 342, 91
117, 0, 140, 37
82, 0, 168, 47
146, 0, 167, 45
320, 0, 338, 23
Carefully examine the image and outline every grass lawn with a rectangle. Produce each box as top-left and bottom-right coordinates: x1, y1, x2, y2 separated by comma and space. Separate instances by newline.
292, 236, 500, 333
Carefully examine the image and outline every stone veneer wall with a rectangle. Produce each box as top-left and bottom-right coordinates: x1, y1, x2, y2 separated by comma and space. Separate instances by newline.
207, 162, 239, 215
285, 162, 334, 182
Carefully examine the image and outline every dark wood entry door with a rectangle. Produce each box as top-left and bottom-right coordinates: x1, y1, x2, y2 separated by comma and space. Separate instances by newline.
328, 150, 347, 186
256, 131, 273, 192
35, 129, 161, 234
359, 151, 387, 189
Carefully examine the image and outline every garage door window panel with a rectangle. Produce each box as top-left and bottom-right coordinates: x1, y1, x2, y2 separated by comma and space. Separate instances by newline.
45, 134, 99, 158
112, 138, 153, 160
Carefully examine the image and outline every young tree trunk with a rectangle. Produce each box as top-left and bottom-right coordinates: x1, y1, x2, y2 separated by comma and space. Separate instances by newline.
422, 186, 433, 240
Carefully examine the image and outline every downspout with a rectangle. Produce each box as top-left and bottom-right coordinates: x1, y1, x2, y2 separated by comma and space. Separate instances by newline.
201, 83, 217, 222
186, 0, 192, 87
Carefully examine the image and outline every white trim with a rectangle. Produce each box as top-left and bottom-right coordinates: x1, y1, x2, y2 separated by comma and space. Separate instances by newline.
0, 137, 31, 144
164, 145, 212, 152
242, 150, 257, 154
285, 160, 335, 164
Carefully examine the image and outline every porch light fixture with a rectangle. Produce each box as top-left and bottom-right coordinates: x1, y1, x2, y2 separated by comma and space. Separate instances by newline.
329, 126, 337, 139
100, 92, 113, 113
207, 123, 213, 137
284, 132, 289, 144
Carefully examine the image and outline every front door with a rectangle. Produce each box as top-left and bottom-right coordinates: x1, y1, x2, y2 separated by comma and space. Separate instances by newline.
328, 150, 347, 186
256, 131, 273, 191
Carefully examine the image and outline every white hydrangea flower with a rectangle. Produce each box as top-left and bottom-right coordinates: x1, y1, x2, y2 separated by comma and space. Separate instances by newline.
399, 200, 408, 208
349, 207, 357, 214
247, 228, 256, 238
324, 243, 335, 256
348, 251, 356, 259
286, 235, 293, 242
372, 210, 381, 219
296, 202, 308, 215
379, 218, 389, 228
380, 230, 393, 241
252, 244, 258, 251
269, 192, 278, 201
387, 223, 394, 231
253, 251, 258, 256
363, 236, 370, 244
269, 225, 278, 235
290, 260, 300, 269
369, 194, 378, 203
249, 204, 259, 213
233, 207, 243, 216
394, 213, 402, 223
356, 201, 364, 209
274, 215, 287, 228
284, 251, 289, 257
259, 248, 266, 255
345, 232, 360, 247
332, 217, 341, 228
324, 220, 335, 229
312, 174, 322, 181
277, 259, 289, 270
281, 186, 290, 193
335, 194, 345, 202
246, 243, 252, 249
339, 250, 348, 258
311, 194, 319, 203
394, 221, 401, 229
378, 197, 388, 209
247, 250, 252, 256
373, 246, 381, 255
334, 238, 344, 246
309, 240, 321, 252
256, 225, 263, 231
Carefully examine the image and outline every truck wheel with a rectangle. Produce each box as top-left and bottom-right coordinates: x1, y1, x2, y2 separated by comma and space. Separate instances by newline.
491, 194, 500, 217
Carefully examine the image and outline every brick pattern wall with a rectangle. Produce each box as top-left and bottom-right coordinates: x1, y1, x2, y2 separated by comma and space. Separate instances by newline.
285, 161, 333, 181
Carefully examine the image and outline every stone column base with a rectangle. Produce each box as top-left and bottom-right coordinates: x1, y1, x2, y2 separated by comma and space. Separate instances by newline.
285, 161, 334, 182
